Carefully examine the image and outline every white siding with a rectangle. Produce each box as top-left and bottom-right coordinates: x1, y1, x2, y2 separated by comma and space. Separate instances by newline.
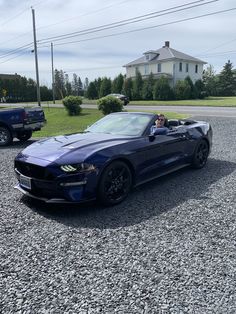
125, 59, 204, 85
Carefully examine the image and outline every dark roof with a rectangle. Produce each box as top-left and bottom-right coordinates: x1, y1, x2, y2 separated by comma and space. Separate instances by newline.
124, 46, 206, 67
0, 73, 21, 80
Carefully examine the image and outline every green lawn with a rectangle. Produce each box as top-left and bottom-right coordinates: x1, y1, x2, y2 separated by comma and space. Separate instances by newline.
81, 96, 236, 107
33, 107, 187, 138
17, 96, 236, 107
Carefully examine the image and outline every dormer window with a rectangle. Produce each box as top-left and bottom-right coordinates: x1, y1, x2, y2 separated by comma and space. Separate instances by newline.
146, 55, 150, 61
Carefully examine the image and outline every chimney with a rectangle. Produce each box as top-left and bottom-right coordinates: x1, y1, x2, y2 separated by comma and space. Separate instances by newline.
164, 41, 170, 48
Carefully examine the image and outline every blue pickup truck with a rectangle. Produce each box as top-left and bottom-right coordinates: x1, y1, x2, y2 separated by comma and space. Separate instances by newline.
0, 107, 46, 146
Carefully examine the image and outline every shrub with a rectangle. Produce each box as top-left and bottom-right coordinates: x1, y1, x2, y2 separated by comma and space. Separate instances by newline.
97, 96, 123, 115
174, 80, 191, 100
153, 76, 174, 100
62, 96, 82, 116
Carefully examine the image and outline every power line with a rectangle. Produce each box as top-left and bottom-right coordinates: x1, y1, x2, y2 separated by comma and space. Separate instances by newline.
0, 49, 31, 65
0, 0, 211, 61
0, 0, 47, 27
37, 0, 217, 44
36, 0, 133, 31
1, 3, 235, 67
0, 43, 33, 59
49, 7, 236, 48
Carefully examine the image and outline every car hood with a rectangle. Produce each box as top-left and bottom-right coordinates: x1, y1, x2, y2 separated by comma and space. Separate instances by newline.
18, 132, 137, 165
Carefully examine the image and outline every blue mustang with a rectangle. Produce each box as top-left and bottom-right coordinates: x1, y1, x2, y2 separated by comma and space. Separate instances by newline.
14, 112, 212, 206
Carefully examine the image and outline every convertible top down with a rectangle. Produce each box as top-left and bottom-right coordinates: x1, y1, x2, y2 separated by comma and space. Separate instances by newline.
14, 112, 212, 206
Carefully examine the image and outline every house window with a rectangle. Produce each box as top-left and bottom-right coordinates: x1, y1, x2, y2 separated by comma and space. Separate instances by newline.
186, 63, 189, 72
179, 62, 182, 72
146, 55, 149, 61
144, 64, 149, 75
157, 63, 162, 72
195, 64, 198, 73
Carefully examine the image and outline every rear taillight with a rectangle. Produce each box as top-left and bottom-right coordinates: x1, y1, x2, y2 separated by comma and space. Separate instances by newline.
22, 111, 28, 123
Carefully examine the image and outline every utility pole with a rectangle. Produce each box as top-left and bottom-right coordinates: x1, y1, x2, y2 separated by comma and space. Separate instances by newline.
51, 43, 55, 104
31, 7, 41, 106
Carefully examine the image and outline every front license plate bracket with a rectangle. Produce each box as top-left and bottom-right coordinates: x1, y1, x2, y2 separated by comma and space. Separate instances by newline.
20, 174, 31, 190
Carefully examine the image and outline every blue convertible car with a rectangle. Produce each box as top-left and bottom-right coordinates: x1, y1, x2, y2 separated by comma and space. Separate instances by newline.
14, 112, 212, 205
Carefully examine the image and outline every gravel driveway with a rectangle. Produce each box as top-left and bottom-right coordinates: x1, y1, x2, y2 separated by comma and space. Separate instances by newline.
1, 117, 236, 313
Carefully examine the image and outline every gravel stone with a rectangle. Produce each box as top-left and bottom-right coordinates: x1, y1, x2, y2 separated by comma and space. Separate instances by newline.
0, 116, 236, 313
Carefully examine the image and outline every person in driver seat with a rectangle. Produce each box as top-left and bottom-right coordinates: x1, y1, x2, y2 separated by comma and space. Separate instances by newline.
150, 114, 169, 135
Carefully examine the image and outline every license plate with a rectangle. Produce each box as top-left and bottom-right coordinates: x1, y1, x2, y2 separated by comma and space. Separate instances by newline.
20, 174, 31, 190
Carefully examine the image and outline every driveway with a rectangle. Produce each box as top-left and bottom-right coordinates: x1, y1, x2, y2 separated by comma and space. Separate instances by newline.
0, 116, 236, 313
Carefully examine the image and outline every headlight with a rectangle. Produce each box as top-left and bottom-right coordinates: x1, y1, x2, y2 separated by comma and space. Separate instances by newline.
60, 163, 96, 173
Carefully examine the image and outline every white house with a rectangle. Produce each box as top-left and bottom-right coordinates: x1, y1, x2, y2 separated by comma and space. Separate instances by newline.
123, 41, 206, 87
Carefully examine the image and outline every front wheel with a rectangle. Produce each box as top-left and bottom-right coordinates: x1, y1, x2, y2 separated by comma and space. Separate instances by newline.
0, 126, 13, 146
17, 130, 32, 142
191, 139, 209, 169
98, 161, 132, 206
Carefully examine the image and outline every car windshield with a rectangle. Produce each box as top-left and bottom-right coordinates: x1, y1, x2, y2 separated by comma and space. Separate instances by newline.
85, 113, 153, 136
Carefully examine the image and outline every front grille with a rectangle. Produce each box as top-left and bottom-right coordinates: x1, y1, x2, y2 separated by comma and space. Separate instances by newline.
15, 160, 56, 180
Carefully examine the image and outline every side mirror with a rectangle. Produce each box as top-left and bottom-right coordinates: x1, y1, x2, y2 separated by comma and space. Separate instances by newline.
148, 134, 155, 142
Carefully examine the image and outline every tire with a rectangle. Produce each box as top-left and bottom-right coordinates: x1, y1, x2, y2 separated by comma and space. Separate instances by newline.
191, 139, 209, 169
17, 130, 32, 142
98, 160, 132, 206
0, 126, 13, 146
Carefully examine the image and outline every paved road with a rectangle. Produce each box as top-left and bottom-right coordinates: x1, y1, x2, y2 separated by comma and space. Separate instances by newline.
3, 102, 236, 117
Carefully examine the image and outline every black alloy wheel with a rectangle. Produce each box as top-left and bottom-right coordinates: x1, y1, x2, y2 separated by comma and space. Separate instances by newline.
17, 130, 32, 142
98, 160, 132, 206
191, 139, 209, 169
0, 126, 13, 146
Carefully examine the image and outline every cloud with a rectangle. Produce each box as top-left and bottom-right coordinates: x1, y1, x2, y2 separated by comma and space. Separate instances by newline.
0, 0, 235, 84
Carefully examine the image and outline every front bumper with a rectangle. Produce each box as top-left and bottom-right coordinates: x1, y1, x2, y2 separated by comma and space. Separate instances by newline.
14, 168, 97, 203
14, 184, 95, 203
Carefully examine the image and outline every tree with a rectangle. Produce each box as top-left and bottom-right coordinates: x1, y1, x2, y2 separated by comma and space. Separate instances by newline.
94, 78, 102, 98
185, 76, 197, 99
122, 78, 133, 100
132, 70, 143, 100
202, 65, 218, 96
71, 73, 79, 96
194, 79, 206, 99
84, 77, 89, 92
78, 77, 83, 96
112, 73, 124, 93
174, 80, 191, 100
218, 60, 236, 96
142, 72, 155, 100
54, 69, 66, 99
65, 73, 72, 96
99, 77, 112, 97
153, 76, 174, 100
86, 82, 98, 99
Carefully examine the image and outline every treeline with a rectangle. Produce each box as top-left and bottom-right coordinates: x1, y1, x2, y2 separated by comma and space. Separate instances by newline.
0, 76, 52, 102
85, 60, 236, 100
0, 60, 235, 103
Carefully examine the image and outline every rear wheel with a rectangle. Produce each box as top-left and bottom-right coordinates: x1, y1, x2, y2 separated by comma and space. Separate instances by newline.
17, 130, 32, 142
98, 161, 132, 206
191, 139, 209, 169
0, 126, 13, 146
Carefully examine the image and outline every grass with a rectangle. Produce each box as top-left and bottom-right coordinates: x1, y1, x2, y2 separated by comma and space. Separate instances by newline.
82, 96, 236, 107
33, 107, 187, 138
19, 96, 236, 107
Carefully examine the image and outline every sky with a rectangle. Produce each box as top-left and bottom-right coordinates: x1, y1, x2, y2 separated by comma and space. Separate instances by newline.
0, 0, 236, 87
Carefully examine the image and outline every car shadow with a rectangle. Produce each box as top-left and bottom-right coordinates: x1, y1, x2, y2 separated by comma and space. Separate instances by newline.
19, 158, 236, 229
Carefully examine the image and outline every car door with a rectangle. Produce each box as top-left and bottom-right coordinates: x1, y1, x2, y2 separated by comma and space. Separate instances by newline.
138, 126, 190, 183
